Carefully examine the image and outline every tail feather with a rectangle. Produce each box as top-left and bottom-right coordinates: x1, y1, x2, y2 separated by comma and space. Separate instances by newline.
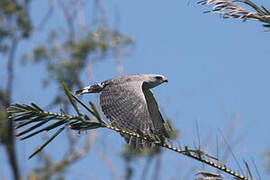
75, 83, 104, 95
121, 132, 163, 151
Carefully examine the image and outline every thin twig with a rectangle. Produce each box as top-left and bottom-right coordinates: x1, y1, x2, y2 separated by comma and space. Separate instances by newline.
251, 157, 262, 180
151, 155, 161, 180
140, 157, 153, 180
93, 146, 122, 180
8, 87, 252, 180
74, 0, 85, 30
105, 125, 250, 180
218, 129, 244, 175
36, 0, 55, 30
9, 102, 251, 180
39, 131, 96, 179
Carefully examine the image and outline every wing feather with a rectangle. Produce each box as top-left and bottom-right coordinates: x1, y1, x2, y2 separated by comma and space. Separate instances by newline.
143, 89, 169, 139
99, 81, 166, 149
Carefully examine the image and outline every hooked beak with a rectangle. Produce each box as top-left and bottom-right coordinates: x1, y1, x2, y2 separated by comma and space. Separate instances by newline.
163, 77, 168, 83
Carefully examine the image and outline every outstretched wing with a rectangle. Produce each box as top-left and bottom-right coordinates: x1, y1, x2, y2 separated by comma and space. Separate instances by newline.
99, 81, 167, 149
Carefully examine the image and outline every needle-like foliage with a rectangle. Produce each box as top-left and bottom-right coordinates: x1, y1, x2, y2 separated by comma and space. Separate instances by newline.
8, 83, 107, 159
198, 0, 270, 29
7, 83, 252, 180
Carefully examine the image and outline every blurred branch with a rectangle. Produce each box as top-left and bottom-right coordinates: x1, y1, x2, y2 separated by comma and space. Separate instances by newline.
198, 0, 270, 30
140, 157, 153, 180
151, 155, 161, 180
93, 147, 122, 180
36, 0, 55, 30
94, 0, 129, 76
4, 36, 20, 180
39, 132, 96, 179
74, 0, 85, 29
60, 0, 75, 41
113, 44, 124, 76
0, 1, 132, 180
0, 1, 33, 178
5, 37, 18, 104
252, 157, 262, 180
7, 83, 252, 180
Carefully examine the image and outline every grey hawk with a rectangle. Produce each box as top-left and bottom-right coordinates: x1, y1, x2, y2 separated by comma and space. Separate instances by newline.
75, 74, 169, 149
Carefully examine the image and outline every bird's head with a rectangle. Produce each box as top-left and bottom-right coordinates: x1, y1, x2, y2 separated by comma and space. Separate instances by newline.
142, 74, 168, 89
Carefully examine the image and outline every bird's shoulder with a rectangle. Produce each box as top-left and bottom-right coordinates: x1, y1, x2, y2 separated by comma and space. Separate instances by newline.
102, 75, 144, 87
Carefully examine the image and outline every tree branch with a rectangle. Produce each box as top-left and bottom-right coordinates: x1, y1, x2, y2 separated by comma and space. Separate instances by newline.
4, 36, 20, 180
198, 0, 270, 30
39, 132, 96, 179
7, 84, 252, 180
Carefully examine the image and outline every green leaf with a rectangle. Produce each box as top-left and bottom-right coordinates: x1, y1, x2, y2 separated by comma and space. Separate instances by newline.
12, 113, 35, 121
71, 122, 103, 130
244, 160, 254, 180
71, 93, 95, 116
89, 101, 105, 124
62, 82, 82, 116
71, 93, 107, 125
16, 115, 52, 129
19, 120, 68, 140
16, 120, 49, 137
196, 171, 222, 178
29, 127, 65, 159
30, 102, 44, 112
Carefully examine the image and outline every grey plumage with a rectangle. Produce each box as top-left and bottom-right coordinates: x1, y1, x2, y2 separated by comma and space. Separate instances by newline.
76, 74, 169, 149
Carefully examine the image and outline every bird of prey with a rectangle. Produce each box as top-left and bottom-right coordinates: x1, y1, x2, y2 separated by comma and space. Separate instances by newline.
75, 74, 169, 149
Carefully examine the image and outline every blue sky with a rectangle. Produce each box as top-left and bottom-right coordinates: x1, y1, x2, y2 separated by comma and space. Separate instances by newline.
1, 0, 270, 179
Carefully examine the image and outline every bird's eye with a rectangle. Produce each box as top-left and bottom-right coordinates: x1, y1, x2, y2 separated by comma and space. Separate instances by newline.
155, 76, 163, 80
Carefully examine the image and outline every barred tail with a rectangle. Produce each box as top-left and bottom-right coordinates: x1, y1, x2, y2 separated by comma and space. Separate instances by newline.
75, 83, 104, 95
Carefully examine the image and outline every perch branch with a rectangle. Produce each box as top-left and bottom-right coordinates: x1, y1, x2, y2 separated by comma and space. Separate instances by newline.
7, 83, 251, 180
